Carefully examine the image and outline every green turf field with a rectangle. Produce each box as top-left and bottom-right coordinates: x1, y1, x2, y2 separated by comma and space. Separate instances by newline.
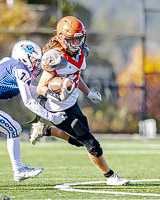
0, 139, 160, 200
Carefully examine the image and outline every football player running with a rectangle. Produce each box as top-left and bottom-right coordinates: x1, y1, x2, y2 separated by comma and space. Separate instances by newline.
0, 40, 66, 182
30, 16, 130, 186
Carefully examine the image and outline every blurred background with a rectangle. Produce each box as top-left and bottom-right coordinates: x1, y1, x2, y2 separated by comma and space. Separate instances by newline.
1, 0, 160, 136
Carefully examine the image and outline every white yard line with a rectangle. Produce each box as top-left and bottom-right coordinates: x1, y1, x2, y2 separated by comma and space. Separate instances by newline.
54, 179, 160, 197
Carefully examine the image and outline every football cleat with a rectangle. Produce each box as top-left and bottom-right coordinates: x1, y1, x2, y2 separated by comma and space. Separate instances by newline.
106, 173, 130, 186
30, 121, 44, 145
14, 164, 43, 183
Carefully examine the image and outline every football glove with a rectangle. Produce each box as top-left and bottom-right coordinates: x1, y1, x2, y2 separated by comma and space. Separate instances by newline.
87, 91, 102, 103
60, 82, 75, 101
45, 82, 75, 101
52, 112, 66, 125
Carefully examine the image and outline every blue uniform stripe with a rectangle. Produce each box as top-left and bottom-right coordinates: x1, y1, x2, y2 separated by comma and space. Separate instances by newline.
0, 114, 18, 138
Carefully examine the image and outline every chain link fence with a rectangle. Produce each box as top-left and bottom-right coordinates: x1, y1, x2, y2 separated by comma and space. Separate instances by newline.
1, 1, 160, 134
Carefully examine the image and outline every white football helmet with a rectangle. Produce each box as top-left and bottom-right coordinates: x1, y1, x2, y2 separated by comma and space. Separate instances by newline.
11, 40, 42, 78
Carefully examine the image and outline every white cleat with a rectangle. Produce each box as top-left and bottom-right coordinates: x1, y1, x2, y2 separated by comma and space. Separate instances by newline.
106, 173, 130, 186
30, 121, 44, 145
14, 164, 43, 183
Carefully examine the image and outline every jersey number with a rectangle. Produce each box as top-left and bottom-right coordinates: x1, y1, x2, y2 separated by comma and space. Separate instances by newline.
20, 72, 26, 80
67, 71, 80, 88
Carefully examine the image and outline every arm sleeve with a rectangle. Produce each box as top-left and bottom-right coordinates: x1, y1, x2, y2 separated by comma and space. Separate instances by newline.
29, 84, 39, 99
17, 79, 55, 122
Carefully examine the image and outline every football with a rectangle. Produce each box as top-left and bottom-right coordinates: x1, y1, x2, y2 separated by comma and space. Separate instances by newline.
48, 77, 73, 94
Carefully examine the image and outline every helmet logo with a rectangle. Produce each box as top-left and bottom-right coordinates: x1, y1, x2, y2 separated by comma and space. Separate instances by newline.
24, 45, 38, 54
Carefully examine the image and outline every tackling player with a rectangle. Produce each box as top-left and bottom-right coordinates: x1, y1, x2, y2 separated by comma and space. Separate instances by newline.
30, 16, 130, 186
0, 40, 66, 182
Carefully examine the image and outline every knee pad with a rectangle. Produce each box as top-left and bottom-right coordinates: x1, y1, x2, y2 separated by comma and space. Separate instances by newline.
71, 119, 89, 137
68, 137, 84, 147
71, 119, 102, 156
87, 139, 103, 157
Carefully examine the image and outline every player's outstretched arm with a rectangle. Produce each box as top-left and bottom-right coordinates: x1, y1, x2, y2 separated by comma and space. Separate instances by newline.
78, 76, 90, 95
17, 79, 65, 125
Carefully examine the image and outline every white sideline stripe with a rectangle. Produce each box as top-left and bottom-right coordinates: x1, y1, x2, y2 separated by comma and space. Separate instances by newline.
54, 179, 160, 197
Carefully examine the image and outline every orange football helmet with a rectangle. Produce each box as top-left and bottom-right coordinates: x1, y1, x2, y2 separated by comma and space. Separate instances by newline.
56, 16, 86, 53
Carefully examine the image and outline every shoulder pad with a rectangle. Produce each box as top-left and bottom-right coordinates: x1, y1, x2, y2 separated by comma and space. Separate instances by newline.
83, 44, 90, 57
0, 57, 11, 64
41, 49, 62, 72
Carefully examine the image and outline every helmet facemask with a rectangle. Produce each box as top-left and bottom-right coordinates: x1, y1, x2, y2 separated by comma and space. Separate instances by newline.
65, 34, 86, 53
31, 59, 42, 79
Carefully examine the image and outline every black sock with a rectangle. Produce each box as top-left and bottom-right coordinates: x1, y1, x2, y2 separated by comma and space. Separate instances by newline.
104, 169, 114, 178
43, 125, 51, 136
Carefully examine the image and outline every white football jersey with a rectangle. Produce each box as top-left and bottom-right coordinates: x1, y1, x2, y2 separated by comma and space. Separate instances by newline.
43, 49, 87, 112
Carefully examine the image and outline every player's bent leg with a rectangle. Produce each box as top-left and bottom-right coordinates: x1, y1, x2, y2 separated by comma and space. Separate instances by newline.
88, 153, 130, 186
30, 121, 83, 147
71, 119, 103, 156
14, 164, 43, 183
86, 140, 130, 186
71, 119, 130, 186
